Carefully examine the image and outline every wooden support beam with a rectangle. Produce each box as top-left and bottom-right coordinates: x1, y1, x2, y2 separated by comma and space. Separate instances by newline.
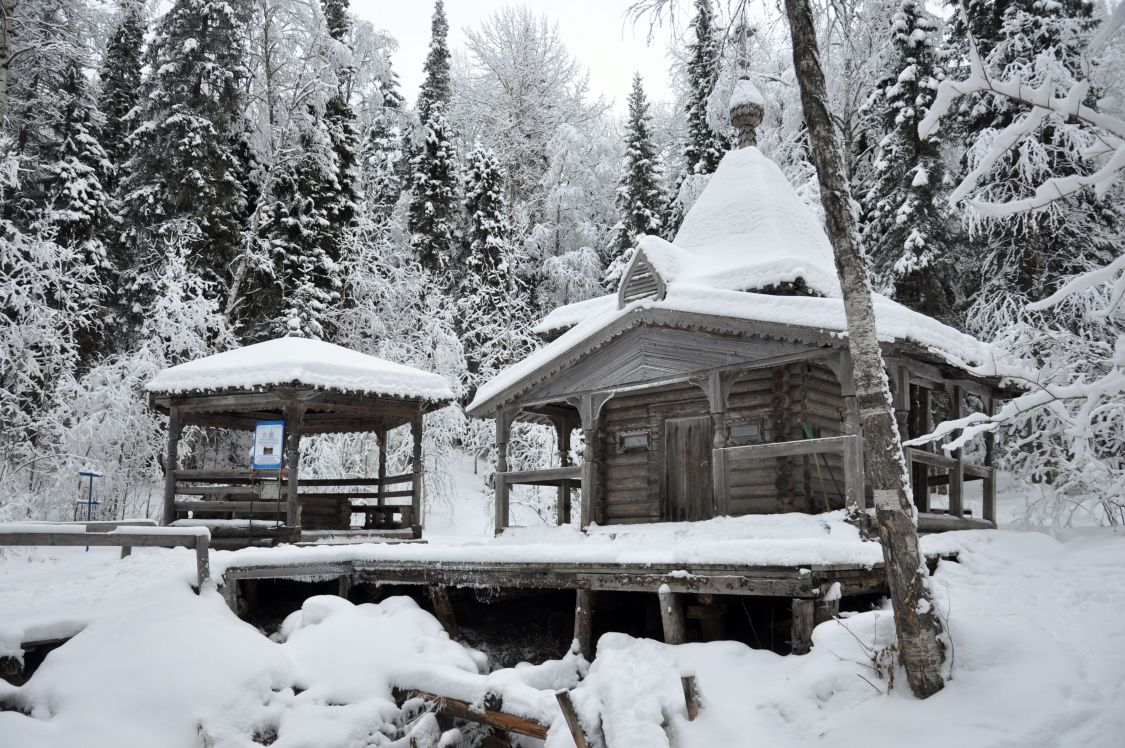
983, 395, 998, 524
284, 400, 304, 528
375, 428, 388, 528
574, 588, 595, 659
410, 412, 424, 538
814, 584, 840, 625
221, 580, 240, 614
574, 393, 612, 529
555, 690, 590, 748
658, 586, 686, 645
161, 407, 182, 526
948, 385, 965, 519
428, 586, 459, 639
554, 418, 573, 525
790, 598, 815, 655
337, 574, 352, 600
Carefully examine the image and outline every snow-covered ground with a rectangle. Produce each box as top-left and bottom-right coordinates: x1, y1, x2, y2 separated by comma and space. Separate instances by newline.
2, 470, 1123, 747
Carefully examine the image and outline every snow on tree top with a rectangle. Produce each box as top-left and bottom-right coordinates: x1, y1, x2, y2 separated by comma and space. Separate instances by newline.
146, 337, 455, 401
672, 146, 842, 297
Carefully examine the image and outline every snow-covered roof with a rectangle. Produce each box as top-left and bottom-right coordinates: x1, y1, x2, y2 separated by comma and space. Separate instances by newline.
668, 146, 842, 297
468, 285, 998, 414
468, 143, 1002, 415
147, 337, 455, 402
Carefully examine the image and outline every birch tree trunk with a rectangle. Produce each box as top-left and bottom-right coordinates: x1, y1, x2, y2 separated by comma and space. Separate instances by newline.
782, 0, 945, 698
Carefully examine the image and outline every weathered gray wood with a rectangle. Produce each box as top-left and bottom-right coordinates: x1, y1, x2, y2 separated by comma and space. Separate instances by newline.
665, 416, 713, 522
175, 485, 259, 497
681, 675, 702, 721
658, 587, 686, 644
499, 466, 583, 486
495, 406, 514, 534
410, 411, 423, 538
790, 598, 815, 654
174, 501, 286, 514
376, 428, 388, 521
221, 579, 240, 613
983, 396, 997, 523
577, 393, 613, 529
284, 400, 304, 528
161, 407, 182, 525
427, 586, 459, 638
917, 512, 994, 532
721, 435, 853, 462
195, 535, 210, 589
574, 588, 595, 658
842, 433, 865, 513
398, 689, 549, 740
555, 690, 591, 748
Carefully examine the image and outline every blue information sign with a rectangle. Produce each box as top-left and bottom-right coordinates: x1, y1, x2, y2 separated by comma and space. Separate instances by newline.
252, 420, 285, 469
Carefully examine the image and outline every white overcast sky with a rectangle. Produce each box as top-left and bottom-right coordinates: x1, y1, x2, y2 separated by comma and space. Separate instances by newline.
349, 0, 678, 113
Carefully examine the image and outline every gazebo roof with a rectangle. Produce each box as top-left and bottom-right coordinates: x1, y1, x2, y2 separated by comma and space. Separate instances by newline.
147, 338, 454, 434
147, 337, 454, 401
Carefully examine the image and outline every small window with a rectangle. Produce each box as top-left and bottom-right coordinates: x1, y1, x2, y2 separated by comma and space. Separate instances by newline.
619, 431, 650, 451
730, 423, 762, 441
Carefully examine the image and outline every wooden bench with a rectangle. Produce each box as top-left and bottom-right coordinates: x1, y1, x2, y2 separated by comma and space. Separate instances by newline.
0, 521, 211, 591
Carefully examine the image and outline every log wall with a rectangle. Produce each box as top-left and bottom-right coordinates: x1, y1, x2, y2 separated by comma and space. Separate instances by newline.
599, 362, 847, 524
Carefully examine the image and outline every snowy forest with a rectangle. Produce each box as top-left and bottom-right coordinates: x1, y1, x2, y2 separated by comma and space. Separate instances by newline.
2, 0, 1124, 529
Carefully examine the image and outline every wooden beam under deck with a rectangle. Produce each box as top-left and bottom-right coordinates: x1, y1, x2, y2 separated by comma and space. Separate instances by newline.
221, 557, 912, 600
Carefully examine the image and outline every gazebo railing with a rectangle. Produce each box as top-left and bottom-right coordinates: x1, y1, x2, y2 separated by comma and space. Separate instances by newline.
169, 470, 417, 533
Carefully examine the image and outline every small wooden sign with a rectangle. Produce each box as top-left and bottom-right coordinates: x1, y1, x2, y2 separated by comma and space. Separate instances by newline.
252, 420, 285, 469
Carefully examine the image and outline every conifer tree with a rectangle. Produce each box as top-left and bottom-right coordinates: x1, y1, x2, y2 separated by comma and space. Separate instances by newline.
98, 4, 144, 183
321, 0, 360, 248
260, 114, 342, 341
417, 0, 451, 125
38, 60, 113, 260
860, 0, 954, 319
120, 0, 250, 307
458, 147, 524, 388
683, 0, 727, 176
407, 109, 459, 278
666, 0, 727, 237
608, 74, 665, 286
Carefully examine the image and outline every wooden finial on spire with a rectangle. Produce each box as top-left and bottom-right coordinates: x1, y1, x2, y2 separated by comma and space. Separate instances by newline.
729, 22, 764, 148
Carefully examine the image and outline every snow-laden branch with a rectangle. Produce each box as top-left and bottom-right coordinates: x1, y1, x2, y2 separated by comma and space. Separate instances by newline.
904, 350, 1125, 453
918, 4, 1125, 218
1027, 253, 1125, 321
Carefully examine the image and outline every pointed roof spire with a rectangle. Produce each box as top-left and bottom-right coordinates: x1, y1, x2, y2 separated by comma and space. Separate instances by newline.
729, 21, 764, 148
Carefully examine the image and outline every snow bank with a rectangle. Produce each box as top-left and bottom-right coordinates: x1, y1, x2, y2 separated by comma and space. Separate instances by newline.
146, 337, 455, 401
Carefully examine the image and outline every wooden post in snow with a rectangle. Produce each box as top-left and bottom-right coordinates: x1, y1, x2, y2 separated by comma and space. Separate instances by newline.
161, 406, 182, 526
781, 0, 945, 697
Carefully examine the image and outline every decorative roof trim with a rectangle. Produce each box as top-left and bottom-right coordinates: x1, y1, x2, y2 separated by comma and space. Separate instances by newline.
617, 249, 667, 309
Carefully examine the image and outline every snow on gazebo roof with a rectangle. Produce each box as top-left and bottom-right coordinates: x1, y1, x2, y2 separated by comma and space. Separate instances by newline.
147, 337, 455, 402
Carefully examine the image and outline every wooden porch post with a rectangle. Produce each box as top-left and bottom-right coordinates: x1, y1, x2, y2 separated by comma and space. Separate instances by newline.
910, 385, 931, 512
161, 406, 182, 526
983, 394, 997, 524
553, 417, 573, 525
372, 427, 388, 529
410, 411, 424, 538
658, 586, 686, 645
948, 385, 965, 519
701, 370, 738, 517
790, 598, 815, 655
285, 400, 304, 529
494, 406, 513, 534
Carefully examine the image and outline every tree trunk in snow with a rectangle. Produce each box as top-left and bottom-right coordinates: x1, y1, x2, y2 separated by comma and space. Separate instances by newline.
782, 0, 945, 698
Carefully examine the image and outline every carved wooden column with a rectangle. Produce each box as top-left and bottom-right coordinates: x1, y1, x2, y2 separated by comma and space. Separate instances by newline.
696, 370, 739, 517
284, 400, 304, 529
983, 394, 997, 523
161, 406, 182, 526
494, 406, 515, 534
410, 411, 424, 538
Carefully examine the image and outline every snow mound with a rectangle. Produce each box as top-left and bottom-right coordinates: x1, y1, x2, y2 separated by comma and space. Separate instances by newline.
146, 337, 455, 401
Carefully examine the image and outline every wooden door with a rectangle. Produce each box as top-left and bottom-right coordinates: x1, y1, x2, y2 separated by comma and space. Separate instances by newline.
664, 416, 714, 522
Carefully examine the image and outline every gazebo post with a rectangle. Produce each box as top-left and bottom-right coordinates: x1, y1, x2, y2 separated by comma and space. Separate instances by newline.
374, 427, 388, 530
410, 412, 424, 538
285, 400, 305, 530
161, 406, 182, 526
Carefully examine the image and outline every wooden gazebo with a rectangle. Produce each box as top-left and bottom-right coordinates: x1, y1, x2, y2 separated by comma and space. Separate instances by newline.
147, 338, 454, 546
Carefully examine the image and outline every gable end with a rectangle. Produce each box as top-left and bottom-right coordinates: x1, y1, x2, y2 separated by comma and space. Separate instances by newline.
617, 250, 667, 308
